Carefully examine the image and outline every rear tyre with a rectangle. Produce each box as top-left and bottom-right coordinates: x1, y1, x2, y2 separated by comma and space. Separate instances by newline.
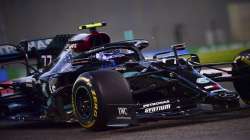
232, 49, 250, 105
72, 70, 132, 130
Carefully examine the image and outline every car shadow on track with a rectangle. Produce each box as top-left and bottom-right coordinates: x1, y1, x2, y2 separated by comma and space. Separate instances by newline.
1, 109, 250, 133
109, 109, 250, 134
0, 121, 81, 130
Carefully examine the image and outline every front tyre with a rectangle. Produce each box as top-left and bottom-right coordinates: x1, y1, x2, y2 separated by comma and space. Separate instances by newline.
233, 49, 250, 105
72, 70, 133, 130
72, 74, 105, 130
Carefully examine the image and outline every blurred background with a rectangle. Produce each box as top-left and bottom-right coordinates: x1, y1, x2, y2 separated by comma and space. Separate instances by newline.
0, 0, 250, 80
0, 0, 250, 46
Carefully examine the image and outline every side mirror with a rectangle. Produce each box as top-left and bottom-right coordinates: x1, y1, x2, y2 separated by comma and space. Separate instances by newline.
171, 43, 186, 67
189, 54, 201, 72
171, 43, 186, 51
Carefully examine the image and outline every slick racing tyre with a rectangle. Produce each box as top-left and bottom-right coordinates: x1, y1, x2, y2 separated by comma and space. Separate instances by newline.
233, 49, 250, 105
72, 70, 133, 130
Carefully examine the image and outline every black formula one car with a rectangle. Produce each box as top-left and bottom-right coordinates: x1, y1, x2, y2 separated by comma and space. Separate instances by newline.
0, 22, 250, 130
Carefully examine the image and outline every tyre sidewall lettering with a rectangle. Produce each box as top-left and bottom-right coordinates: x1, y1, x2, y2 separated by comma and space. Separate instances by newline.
72, 77, 99, 128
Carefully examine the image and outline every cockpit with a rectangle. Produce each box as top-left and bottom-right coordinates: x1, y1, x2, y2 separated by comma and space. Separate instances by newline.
46, 32, 111, 73
40, 22, 147, 76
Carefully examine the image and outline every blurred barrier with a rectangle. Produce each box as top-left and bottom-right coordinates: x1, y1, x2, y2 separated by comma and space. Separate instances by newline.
143, 41, 250, 63
187, 42, 250, 63
0, 67, 8, 82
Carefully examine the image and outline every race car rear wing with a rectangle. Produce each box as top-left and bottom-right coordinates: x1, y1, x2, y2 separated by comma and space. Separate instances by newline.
0, 43, 21, 62
0, 34, 74, 76
0, 38, 53, 63
0, 34, 74, 63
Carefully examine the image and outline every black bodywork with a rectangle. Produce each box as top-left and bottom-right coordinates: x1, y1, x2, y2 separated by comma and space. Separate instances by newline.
0, 34, 249, 128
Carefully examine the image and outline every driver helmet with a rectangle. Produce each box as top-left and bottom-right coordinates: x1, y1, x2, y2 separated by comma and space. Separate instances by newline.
69, 33, 110, 53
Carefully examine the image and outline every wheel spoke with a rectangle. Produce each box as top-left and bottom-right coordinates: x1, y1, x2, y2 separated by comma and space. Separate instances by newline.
75, 86, 93, 120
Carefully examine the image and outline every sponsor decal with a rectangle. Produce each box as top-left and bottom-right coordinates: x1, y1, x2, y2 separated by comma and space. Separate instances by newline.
210, 89, 225, 93
116, 107, 132, 120
169, 72, 176, 78
204, 84, 220, 90
86, 46, 105, 54
118, 107, 128, 116
115, 66, 126, 71
0, 39, 52, 56
204, 85, 214, 90
143, 100, 170, 108
196, 77, 210, 84
0, 45, 18, 56
218, 92, 236, 98
27, 39, 52, 51
144, 104, 171, 113
41, 55, 53, 67
116, 116, 132, 120
143, 100, 171, 113
92, 90, 98, 118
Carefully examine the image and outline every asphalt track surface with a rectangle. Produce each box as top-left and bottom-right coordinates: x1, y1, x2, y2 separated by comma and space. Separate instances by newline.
1, 82, 250, 140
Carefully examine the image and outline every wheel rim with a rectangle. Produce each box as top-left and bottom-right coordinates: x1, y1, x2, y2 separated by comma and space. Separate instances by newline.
75, 86, 93, 121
